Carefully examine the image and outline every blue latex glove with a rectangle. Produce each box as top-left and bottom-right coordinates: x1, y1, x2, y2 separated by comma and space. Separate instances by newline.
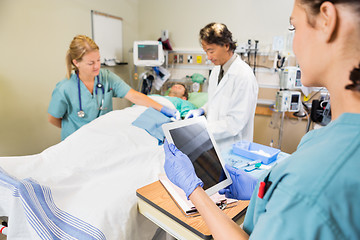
161, 106, 180, 120
184, 108, 205, 119
219, 164, 258, 200
163, 140, 203, 199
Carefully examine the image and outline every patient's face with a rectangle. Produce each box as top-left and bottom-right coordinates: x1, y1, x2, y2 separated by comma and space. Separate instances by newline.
168, 84, 186, 100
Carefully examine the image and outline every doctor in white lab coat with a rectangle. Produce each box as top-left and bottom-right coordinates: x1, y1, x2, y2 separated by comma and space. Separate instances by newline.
186, 23, 258, 150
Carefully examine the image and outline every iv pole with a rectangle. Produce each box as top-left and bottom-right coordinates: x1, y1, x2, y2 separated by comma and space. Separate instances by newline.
278, 111, 285, 150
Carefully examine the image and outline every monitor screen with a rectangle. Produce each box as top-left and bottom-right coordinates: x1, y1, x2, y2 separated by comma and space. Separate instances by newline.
169, 122, 227, 190
291, 94, 299, 103
138, 44, 159, 61
133, 41, 164, 66
296, 69, 301, 80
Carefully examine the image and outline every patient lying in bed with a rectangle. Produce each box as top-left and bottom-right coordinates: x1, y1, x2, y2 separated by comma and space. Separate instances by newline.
156, 82, 197, 118
0, 83, 207, 240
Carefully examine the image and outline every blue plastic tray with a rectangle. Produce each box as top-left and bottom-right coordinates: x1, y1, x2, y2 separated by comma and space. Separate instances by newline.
232, 141, 281, 165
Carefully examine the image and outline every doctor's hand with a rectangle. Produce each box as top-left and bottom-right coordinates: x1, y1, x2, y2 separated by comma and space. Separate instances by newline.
184, 108, 205, 119
164, 140, 203, 199
219, 164, 258, 200
161, 106, 181, 120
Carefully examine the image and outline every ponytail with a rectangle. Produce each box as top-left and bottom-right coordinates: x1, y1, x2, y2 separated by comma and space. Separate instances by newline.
65, 35, 99, 79
65, 50, 73, 79
345, 63, 360, 92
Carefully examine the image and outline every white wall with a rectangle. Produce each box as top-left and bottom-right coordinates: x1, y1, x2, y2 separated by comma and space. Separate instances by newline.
0, 0, 139, 156
138, 0, 294, 50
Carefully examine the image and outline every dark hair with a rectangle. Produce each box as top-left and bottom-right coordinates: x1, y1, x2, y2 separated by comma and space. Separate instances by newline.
345, 64, 360, 92
175, 83, 189, 100
300, 0, 360, 92
300, 0, 360, 27
199, 23, 237, 52
300, 0, 360, 14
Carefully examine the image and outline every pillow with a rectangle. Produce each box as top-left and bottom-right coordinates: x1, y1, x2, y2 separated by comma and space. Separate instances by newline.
188, 92, 208, 108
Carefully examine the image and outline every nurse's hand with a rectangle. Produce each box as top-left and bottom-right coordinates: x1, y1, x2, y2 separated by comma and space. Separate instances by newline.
164, 139, 203, 199
219, 164, 258, 200
161, 106, 181, 120
184, 108, 204, 119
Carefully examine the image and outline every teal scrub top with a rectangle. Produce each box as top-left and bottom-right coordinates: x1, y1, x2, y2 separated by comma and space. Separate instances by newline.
243, 113, 360, 239
48, 69, 131, 140
164, 96, 197, 117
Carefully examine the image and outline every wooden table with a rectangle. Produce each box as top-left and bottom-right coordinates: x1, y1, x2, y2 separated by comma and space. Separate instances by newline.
136, 181, 249, 240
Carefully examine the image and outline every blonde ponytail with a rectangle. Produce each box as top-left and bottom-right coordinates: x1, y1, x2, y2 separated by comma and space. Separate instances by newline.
65, 50, 73, 79
65, 35, 99, 79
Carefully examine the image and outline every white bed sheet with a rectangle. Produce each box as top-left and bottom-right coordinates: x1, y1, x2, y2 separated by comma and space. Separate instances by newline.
0, 95, 175, 240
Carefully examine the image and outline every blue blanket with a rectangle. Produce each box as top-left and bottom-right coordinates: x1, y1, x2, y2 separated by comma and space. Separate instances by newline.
132, 108, 171, 145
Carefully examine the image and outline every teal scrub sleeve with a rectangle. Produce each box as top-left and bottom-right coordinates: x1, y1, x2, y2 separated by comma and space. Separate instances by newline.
48, 84, 67, 118
107, 70, 131, 98
164, 96, 197, 117
178, 99, 197, 117
246, 182, 344, 240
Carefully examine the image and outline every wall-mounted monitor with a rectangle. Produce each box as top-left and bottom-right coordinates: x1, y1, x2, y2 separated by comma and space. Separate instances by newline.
133, 41, 164, 66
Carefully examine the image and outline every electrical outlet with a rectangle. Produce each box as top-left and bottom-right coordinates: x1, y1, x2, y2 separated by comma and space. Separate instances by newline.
179, 54, 183, 63
161, 29, 169, 41
187, 55, 193, 64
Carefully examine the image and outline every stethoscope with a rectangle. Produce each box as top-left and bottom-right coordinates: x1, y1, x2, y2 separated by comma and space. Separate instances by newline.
77, 74, 106, 118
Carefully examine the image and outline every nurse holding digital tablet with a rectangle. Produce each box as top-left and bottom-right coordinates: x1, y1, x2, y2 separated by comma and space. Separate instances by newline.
164, 0, 360, 239
162, 117, 233, 199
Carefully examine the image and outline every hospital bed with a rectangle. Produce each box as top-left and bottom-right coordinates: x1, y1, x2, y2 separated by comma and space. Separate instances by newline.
0, 94, 207, 240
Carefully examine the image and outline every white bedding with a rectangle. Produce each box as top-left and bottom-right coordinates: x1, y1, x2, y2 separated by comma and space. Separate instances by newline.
0, 95, 175, 239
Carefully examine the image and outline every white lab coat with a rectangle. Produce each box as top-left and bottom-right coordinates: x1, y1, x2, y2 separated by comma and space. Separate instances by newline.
203, 56, 258, 150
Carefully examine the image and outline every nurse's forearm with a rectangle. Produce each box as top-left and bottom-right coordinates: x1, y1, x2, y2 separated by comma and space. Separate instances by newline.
189, 187, 249, 240
48, 114, 62, 128
125, 89, 163, 111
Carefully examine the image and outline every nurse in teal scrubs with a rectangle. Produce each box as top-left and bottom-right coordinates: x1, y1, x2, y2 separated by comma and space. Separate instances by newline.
162, 0, 360, 239
48, 35, 179, 140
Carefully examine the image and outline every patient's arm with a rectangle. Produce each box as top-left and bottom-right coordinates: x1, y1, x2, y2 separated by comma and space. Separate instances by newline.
48, 114, 62, 128
125, 89, 163, 111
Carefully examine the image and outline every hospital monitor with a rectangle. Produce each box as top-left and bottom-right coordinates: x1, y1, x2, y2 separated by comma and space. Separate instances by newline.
162, 116, 232, 196
133, 41, 164, 67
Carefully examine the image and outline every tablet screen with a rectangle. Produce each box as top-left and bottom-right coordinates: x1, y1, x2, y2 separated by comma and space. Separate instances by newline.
168, 121, 227, 190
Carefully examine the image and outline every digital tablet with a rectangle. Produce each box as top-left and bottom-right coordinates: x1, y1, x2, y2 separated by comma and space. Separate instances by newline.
162, 116, 232, 196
